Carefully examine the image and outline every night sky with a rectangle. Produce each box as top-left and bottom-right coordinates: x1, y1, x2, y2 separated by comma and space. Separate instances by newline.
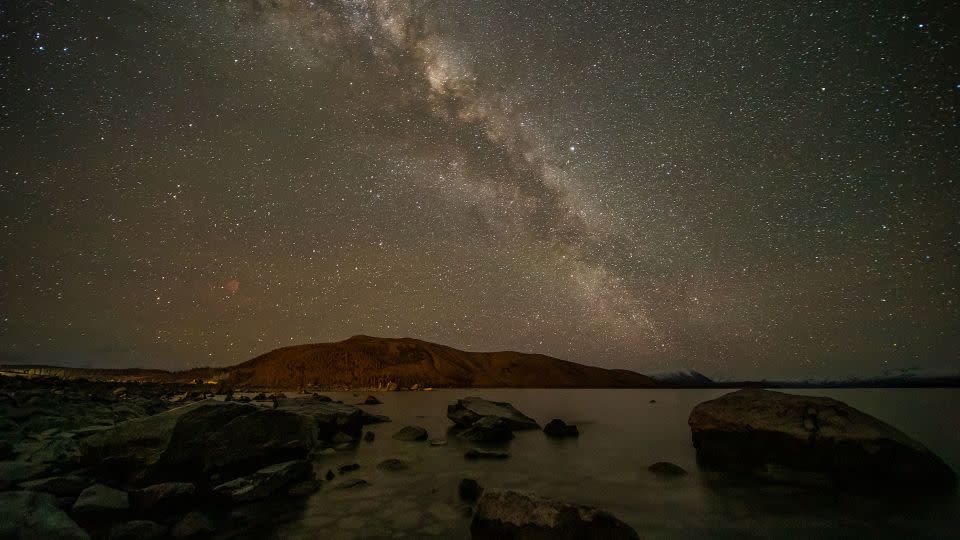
2, 1, 958, 379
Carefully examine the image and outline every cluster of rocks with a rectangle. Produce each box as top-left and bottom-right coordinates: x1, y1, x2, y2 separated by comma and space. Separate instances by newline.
0, 377, 391, 538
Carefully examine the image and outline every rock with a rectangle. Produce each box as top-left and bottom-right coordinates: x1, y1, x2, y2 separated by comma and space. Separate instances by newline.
688, 389, 958, 492
447, 397, 539, 430
457, 416, 516, 443
170, 511, 214, 539
649, 400, 656, 404
385, 382, 399, 391
237, 396, 251, 403
429, 438, 448, 446
543, 419, 580, 438
108, 520, 165, 540
364, 395, 382, 405
213, 460, 312, 503
0, 460, 49, 489
0, 491, 90, 540
325, 469, 335, 481
81, 400, 317, 485
252, 393, 268, 401
131, 482, 196, 513
648, 462, 687, 477
331, 432, 355, 444
112, 387, 128, 397
19, 475, 90, 497
280, 400, 368, 440
458, 478, 483, 502
392, 425, 428, 441
286, 478, 321, 497
471, 489, 639, 539
334, 478, 370, 489
338, 463, 360, 474
312, 393, 333, 402
464, 449, 509, 461
0, 439, 14, 459
363, 431, 375, 442
377, 458, 408, 472
72, 483, 130, 518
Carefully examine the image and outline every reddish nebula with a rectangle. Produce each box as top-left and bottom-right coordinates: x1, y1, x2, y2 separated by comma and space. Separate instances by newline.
226, 279, 240, 294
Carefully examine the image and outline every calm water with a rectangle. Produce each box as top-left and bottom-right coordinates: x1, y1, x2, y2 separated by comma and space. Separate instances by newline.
259, 389, 960, 539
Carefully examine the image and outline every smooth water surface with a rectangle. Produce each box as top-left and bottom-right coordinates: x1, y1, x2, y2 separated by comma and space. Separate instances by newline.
264, 388, 960, 539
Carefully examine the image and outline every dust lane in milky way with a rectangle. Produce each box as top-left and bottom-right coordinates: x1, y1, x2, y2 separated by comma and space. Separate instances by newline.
2, 1, 958, 379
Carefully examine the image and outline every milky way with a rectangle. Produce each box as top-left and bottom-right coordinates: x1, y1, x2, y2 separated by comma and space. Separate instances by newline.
2, 1, 958, 378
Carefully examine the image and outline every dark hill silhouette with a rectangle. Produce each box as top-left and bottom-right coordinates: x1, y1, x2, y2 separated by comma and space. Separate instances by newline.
225, 335, 657, 389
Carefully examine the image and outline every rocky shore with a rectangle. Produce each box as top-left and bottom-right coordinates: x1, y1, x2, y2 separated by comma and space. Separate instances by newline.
1, 376, 955, 539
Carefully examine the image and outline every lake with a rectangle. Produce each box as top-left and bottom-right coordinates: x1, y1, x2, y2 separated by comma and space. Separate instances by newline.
253, 388, 960, 539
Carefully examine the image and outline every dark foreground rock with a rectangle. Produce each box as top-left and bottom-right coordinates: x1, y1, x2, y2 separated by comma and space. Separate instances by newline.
170, 511, 214, 539
81, 400, 317, 485
213, 460, 312, 503
19, 474, 90, 497
459, 478, 483, 502
471, 489, 639, 540
457, 416, 515, 443
0, 491, 90, 540
648, 462, 687, 477
72, 484, 130, 519
392, 425, 428, 441
543, 419, 580, 438
108, 520, 165, 540
688, 389, 958, 492
131, 482, 196, 514
447, 397, 539, 430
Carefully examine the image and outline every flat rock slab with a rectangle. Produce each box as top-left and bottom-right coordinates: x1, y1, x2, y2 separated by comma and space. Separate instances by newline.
457, 416, 515, 443
447, 397, 540, 430
377, 458, 408, 472
688, 389, 957, 492
471, 489, 639, 540
465, 449, 509, 461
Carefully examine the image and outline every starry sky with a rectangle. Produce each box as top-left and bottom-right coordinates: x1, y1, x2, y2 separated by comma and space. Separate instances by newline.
2, 1, 958, 379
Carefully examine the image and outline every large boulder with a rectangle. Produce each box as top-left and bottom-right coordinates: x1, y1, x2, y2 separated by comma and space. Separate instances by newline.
19, 475, 91, 497
447, 397, 539, 430
80, 400, 316, 486
457, 416, 515, 443
0, 491, 90, 540
213, 460, 312, 503
107, 520, 165, 540
471, 489, 639, 539
688, 389, 957, 492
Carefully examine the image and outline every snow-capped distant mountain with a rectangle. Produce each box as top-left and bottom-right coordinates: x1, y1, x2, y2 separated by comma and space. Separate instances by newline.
648, 369, 714, 386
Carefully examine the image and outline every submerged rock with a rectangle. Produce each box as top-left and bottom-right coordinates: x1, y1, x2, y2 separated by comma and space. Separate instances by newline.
392, 425, 428, 441
471, 489, 639, 540
334, 478, 370, 489
464, 449, 509, 461
337, 463, 360, 474
543, 419, 580, 438
213, 460, 312, 503
457, 416, 515, 443
688, 389, 958, 492
377, 458, 408, 472
363, 431, 375, 442
363, 395, 382, 405
447, 397, 540, 430
648, 462, 687, 477
0, 491, 90, 540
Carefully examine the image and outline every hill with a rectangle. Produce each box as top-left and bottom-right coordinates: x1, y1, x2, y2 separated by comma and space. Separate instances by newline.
224, 335, 657, 389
